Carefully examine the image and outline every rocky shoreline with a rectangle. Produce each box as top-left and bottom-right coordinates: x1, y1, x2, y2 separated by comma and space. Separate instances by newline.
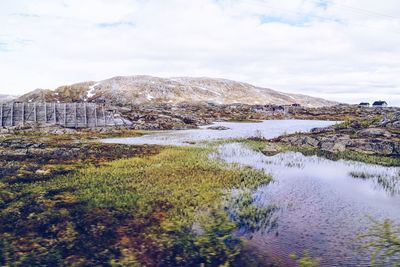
0, 135, 160, 184
269, 112, 400, 161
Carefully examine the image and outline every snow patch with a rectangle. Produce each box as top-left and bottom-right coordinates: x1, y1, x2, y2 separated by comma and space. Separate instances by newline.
87, 82, 100, 99
146, 94, 154, 100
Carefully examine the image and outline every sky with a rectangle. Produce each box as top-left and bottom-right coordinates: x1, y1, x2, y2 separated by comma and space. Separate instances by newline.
0, 0, 400, 106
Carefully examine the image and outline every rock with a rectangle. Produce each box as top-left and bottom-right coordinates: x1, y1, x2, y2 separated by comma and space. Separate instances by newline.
303, 136, 320, 147
332, 142, 346, 152
357, 128, 392, 138
311, 127, 334, 134
349, 140, 395, 155
392, 111, 400, 120
35, 169, 51, 175
262, 143, 281, 155
207, 126, 230, 130
320, 141, 335, 152
394, 142, 400, 154
392, 121, 400, 128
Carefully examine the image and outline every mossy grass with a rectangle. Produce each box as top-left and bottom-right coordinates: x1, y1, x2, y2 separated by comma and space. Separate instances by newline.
2, 144, 273, 266
30, 145, 271, 216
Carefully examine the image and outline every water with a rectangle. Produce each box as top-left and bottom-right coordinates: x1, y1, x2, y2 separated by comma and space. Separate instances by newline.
101, 120, 336, 145
214, 143, 400, 266
101, 119, 400, 265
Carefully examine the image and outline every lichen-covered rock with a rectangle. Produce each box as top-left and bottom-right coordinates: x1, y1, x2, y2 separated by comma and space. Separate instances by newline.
262, 143, 281, 155
357, 128, 392, 138
392, 121, 400, 128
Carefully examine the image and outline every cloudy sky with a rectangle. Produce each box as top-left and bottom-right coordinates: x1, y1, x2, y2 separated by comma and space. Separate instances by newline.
1, 0, 400, 105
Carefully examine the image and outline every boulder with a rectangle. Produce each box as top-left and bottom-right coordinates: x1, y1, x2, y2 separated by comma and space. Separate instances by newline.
332, 137, 351, 152
349, 140, 394, 155
262, 143, 281, 155
207, 126, 230, 130
304, 136, 320, 147
320, 141, 335, 152
311, 127, 334, 134
357, 128, 392, 138
392, 121, 400, 128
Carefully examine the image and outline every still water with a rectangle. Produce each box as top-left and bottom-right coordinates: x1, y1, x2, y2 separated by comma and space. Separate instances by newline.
215, 143, 400, 266
101, 120, 336, 146
102, 120, 400, 266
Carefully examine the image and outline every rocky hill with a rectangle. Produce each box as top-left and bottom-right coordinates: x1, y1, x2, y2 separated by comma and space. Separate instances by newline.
17, 75, 337, 107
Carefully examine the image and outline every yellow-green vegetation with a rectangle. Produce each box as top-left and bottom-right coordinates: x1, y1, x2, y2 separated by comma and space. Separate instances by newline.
8, 128, 148, 140
333, 116, 381, 130
358, 218, 400, 267
289, 251, 321, 267
1, 145, 273, 266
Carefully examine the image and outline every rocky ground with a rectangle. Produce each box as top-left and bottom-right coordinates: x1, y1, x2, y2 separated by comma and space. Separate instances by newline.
270, 111, 400, 162
1, 103, 399, 132
289, 104, 400, 121
0, 133, 160, 184
118, 102, 287, 130
105, 103, 400, 131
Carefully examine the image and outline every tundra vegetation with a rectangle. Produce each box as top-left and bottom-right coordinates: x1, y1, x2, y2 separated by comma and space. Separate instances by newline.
0, 134, 277, 266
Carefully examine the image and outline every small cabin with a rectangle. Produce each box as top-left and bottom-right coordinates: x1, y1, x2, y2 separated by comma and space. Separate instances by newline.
372, 101, 388, 108
359, 102, 370, 107
251, 105, 265, 113
272, 106, 285, 112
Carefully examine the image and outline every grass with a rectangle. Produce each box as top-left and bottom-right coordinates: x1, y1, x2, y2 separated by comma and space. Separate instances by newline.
33, 146, 271, 211
226, 119, 263, 123
333, 116, 382, 130
357, 218, 400, 267
1, 145, 273, 266
1, 127, 149, 142
349, 171, 376, 179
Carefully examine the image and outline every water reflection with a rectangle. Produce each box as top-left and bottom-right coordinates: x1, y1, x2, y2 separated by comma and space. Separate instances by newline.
101, 120, 336, 146
350, 170, 400, 196
214, 143, 400, 266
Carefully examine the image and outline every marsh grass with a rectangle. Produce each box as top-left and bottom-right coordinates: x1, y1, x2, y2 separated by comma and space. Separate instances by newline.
36, 146, 271, 212
349, 171, 377, 179
2, 145, 273, 266
357, 218, 400, 266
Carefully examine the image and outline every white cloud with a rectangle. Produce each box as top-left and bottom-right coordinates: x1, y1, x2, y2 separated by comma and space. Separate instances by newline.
0, 0, 399, 106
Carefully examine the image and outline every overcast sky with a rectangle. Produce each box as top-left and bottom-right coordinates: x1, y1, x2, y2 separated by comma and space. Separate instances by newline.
1, 0, 399, 105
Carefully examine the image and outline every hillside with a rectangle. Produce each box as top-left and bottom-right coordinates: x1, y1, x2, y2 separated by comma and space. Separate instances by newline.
17, 75, 337, 107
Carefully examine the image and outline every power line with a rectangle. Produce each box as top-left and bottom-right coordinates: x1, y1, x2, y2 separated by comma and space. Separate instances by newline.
318, 1, 400, 20
238, 0, 400, 34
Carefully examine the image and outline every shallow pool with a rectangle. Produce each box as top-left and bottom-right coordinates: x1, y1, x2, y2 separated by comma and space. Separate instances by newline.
214, 143, 400, 266
101, 120, 336, 145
